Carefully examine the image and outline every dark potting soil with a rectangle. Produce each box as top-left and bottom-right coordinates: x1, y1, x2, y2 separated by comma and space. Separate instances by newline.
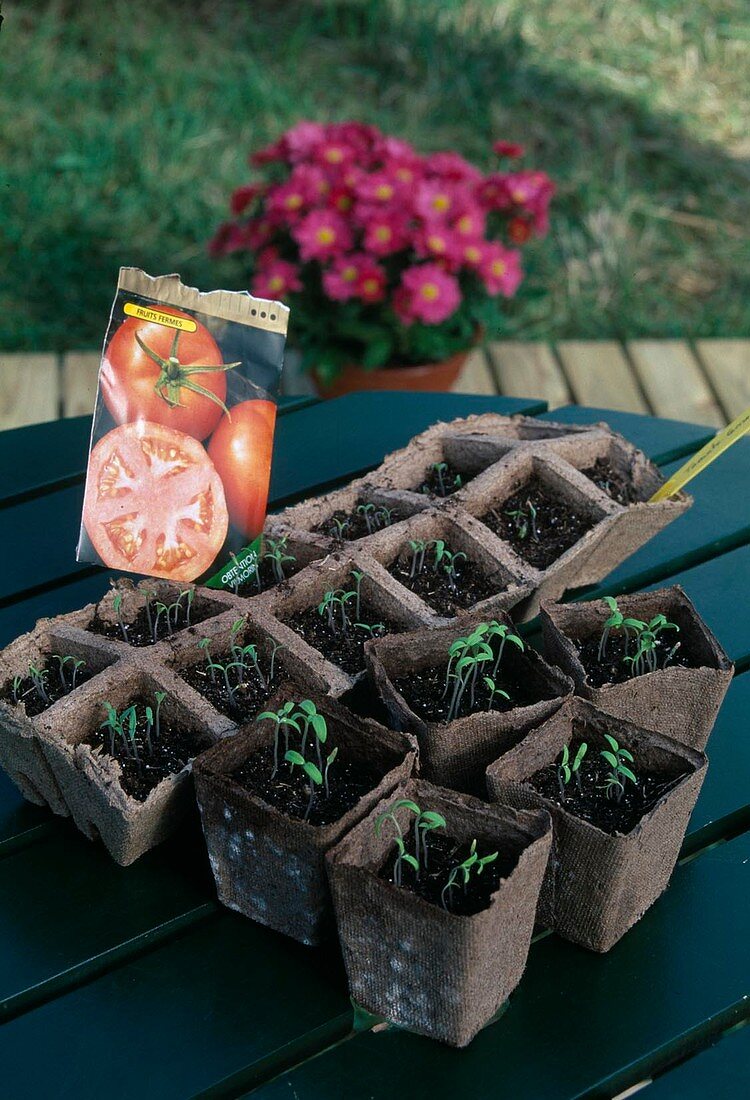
285, 603, 403, 676
527, 727, 689, 835
233, 742, 386, 827
480, 477, 597, 568
313, 502, 399, 542
417, 461, 473, 498
87, 696, 207, 802
2, 655, 94, 718
235, 556, 303, 598
388, 555, 500, 616
580, 458, 643, 506
392, 647, 552, 724
575, 630, 691, 688
179, 657, 281, 723
379, 832, 517, 916
88, 602, 218, 648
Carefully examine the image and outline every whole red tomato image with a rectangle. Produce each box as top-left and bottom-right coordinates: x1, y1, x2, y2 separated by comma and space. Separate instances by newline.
83, 421, 229, 582
101, 307, 239, 441
208, 399, 277, 538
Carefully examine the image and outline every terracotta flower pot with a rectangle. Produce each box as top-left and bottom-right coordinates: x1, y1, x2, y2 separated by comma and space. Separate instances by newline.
312, 347, 469, 398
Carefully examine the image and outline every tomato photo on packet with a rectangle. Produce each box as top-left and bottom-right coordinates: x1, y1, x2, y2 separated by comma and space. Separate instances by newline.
101, 307, 239, 441
82, 421, 229, 582
208, 399, 277, 539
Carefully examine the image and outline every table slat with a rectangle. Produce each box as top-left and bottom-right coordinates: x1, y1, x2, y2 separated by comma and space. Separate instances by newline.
695, 339, 750, 420
557, 341, 649, 413
628, 340, 725, 428
489, 341, 571, 408
0, 354, 59, 431
450, 348, 497, 394
61, 352, 100, 419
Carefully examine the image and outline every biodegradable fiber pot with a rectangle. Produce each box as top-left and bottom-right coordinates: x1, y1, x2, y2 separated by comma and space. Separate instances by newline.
193, 685, 417, 945
485, 697, 707, 952
365, 615, 573, 794
540, 586, 733, 751
326, 778, 552, 1047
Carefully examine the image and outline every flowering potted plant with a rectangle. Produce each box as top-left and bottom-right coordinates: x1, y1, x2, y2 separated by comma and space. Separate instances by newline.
210, 121, 553, 395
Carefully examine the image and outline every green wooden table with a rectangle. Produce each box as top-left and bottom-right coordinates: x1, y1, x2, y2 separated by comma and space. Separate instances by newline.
0, 393, 747, 1099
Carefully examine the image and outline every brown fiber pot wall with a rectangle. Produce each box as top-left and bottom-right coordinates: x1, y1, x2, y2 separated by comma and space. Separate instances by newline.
37, 662, 229, 865
0, 612, 122, 815
193, 686, 417, 945
485, 698, 707, 952
540, 586, 733, 750
326, 777, 552, 1047
365, 615, 573, 794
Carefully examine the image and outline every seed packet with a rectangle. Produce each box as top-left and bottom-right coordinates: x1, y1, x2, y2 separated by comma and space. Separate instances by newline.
77, 268, 288, 588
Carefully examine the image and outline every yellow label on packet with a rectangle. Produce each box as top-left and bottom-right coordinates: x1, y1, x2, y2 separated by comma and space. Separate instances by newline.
650, 405, 750, 501
123, 302, 197, 332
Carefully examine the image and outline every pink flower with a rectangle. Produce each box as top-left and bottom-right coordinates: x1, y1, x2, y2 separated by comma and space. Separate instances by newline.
323, 254, 385, 303
503, 170, 555, 234
313, 139, 355, 170
452, 207, 486, 239
459, 240, 485, 269
480, 243, 522, 296
394, 263, 462, 325
252, 260, 302, 299
414, 180, 463, 221
267, 180, 310, 222
249, 139, 286, 167
356, 171, 401, 205
493, 140, 525, 159
230, 184, 264, 216
208, 222, 246, 256
362, 211, 410, 256
414, 225, 463, 270
476, 172, 511, 210
425, 151, 483, 183
281, 121, 327, 162
293, 209, 353, 261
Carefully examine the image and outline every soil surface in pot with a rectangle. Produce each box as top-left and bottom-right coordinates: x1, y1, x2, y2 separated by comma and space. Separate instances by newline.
379, 832, 517, 916
480, 477, 597, 569
392, 646, 553, 724
233, 743, 387, 827
2, 655, 94, 718
416, 461, 474, 499
236, 557, 303, 598
180, 656, 281, 723
580, 458, 642, 506
285, 602, 403, 676
388, 554, 499, 616
574, 630, 692, 688
527, 726, 688, 835
86, 697, 206, 802
313, 502, 400, 542
89, 602, 219, 648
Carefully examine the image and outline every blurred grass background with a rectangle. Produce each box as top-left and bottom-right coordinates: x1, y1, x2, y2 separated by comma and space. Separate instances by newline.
1, 0, 749, 351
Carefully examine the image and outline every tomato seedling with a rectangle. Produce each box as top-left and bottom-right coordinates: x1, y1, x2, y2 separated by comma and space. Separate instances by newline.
441, 839, 498, 910
504, 499, 538, 541
375, 799, 447, 885
556, 741, 588, 801
263, 535, 296, 585
425, 461, 462, 497
600, 734, 637, 802
99, 692, 167, 763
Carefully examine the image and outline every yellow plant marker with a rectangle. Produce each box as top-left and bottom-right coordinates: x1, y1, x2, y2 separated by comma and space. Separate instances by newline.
650, 405, 750, 502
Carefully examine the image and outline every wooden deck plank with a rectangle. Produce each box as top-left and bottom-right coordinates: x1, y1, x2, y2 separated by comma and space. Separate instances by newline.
556, 341, 650, 413
61, 352, 100, 419
489, 341, 570, 408
450, 348, 497, 394
628, 340, 725, 428
0, 354, 59, 430
694, 339, 750, 420
239, 834, 750, 1100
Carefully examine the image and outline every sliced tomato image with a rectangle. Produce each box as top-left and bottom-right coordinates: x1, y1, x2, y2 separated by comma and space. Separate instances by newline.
101, 307, 240, 440
208, 399, 277, 538
83, 422, 229, 582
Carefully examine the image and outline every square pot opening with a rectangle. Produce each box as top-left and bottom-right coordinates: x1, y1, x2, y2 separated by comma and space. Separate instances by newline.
86, 581, 229, 650
465, 453, 610, 572
559, 435, 670, 507
0, 626, 118, 721
54, 666, 216, 805
543, 587, 733, 691
488, 700, 703, 839
366, 509, 531, 620
169, 611, 297, 726
266, 555, 421, 681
